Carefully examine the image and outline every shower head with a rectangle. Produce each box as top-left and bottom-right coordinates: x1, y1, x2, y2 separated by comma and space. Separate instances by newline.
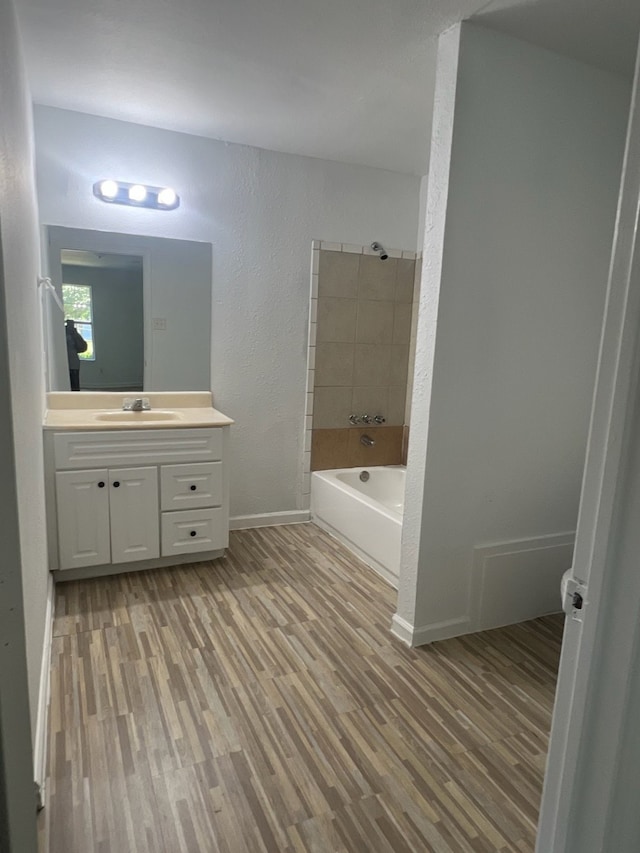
371, 241, 388, 260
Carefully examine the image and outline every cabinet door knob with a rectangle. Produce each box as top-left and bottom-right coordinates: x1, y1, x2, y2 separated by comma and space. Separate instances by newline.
190, 530, 197, 537
97, 481, 105, 488
190, 485, 197, 491
113, 481, 120, 488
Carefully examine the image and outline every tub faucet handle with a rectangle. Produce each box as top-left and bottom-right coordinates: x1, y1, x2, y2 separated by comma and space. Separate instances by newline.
348, 414, 361, 425
374, 414, 386, 424
361, 414, 373, 424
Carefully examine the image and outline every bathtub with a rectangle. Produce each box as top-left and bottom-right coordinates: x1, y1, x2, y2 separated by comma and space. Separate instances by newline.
311, 466, 405, 588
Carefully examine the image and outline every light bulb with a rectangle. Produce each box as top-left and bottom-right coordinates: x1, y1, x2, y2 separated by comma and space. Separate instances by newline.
99, 179, 118, 199
157, 187, 177, 207
129, 184, 147, 203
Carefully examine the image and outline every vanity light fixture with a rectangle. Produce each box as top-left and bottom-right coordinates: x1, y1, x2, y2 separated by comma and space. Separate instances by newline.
93, 180, 180, 210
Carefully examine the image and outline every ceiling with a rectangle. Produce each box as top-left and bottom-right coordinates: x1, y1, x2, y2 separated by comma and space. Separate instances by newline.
15, 0, 640, 176
477, 0, 640, 81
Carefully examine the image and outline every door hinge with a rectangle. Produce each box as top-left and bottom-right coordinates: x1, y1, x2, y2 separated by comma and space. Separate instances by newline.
35, 781, 44, 811
563, 575, 587, 622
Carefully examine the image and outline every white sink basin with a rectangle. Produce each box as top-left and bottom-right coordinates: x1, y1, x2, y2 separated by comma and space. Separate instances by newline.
93, 410, 185, 423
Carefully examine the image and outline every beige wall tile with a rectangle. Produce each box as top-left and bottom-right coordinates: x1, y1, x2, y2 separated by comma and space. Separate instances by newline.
347, 426, 403, 468
356, 301, 394, 344
318, 251, 360, 298
312, 386, 353, 429
395, 258, 416, 303
317, 297, 357, 343
358, 255, 398, 301
387, 386, 407, 426
311, 429, 350, 470
353, 344, 391, 386
393, 302, 413, 345
402, 425, 410, 465
413, 259, 422, 303
389, 345, 410, 386
315, 342, 354, 387
351, 386, 389, 419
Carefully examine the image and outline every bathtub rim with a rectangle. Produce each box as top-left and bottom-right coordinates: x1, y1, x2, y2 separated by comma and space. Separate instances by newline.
311, 465, 406, 522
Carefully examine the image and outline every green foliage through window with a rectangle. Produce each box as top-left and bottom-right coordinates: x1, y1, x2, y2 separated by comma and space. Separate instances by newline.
63, 283, 95, 360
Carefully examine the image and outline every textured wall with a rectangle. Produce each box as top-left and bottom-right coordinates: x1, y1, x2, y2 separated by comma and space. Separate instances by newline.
34, 106, 421, 516
397, 23, 630, 640
0, 0, 47, 843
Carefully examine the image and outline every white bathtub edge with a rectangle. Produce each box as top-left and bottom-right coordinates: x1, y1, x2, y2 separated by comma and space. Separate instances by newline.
312, 515, 399, 590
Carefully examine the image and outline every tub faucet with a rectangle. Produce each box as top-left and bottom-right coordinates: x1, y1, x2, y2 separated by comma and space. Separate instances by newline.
123, 397, 150, 412
360, 434, 376, 447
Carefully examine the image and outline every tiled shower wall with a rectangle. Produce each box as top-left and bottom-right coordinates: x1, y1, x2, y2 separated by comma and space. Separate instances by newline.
304, 241, 421, 474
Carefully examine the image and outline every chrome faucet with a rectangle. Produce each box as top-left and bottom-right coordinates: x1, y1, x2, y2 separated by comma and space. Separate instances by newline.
360, 434, 376, 447
123, 397, 150, 412
350, 413, 385, 425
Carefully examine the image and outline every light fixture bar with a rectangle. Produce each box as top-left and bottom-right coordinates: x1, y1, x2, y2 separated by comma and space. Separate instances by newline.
93, 180, 180, 210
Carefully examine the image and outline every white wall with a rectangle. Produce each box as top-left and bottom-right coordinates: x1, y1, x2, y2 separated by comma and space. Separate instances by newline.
34, 106, 421, 516
0, 0, 46, 847
396, 23, 630, 643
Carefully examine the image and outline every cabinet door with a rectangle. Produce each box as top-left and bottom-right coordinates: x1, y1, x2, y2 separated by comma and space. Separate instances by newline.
109, 467, 159, 564
56, 469, 110, 569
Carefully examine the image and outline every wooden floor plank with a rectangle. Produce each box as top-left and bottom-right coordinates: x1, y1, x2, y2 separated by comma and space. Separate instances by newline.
41, 523, 564, 852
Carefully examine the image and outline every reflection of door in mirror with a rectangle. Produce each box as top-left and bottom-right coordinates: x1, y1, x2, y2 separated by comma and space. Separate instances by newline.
61, 250, 144, 391
44, 226, 212, 392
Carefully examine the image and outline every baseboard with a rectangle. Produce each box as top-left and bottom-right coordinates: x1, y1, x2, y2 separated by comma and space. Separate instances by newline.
390, 614, 414, 646
230, 510, 311, 530
34, 573, 54, 797
392, 614, 472, 647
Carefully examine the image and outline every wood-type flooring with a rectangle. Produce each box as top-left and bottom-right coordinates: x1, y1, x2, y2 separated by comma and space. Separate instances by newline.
41, 523, 564, 852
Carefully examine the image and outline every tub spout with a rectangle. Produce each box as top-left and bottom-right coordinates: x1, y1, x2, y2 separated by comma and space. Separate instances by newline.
360, 434, 376, 447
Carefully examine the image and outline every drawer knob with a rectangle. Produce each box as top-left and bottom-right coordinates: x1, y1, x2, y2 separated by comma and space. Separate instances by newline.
97, 481, 105, 488
190, 485, 197, 491
113, 481, 120, 488
190, 530, 197, 537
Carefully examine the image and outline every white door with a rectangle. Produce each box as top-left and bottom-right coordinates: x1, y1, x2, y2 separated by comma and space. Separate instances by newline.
536, 38, 640, 853
56, 468, 110, 569
109, 467, 159, 564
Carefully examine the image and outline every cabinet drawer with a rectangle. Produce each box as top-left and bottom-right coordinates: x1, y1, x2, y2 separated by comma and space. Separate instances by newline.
53, 428, 224, 470
160, 462, 222, 511
161, 508, 228, 556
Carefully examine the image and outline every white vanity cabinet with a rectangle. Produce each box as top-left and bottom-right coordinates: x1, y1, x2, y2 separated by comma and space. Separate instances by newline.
45, 427, 230, 576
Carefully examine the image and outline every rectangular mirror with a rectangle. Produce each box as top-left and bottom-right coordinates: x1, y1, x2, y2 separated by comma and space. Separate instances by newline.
44, 226, 212, 392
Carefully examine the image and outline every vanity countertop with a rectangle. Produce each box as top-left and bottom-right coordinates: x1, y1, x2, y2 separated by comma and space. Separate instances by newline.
43, 391, 234, 430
